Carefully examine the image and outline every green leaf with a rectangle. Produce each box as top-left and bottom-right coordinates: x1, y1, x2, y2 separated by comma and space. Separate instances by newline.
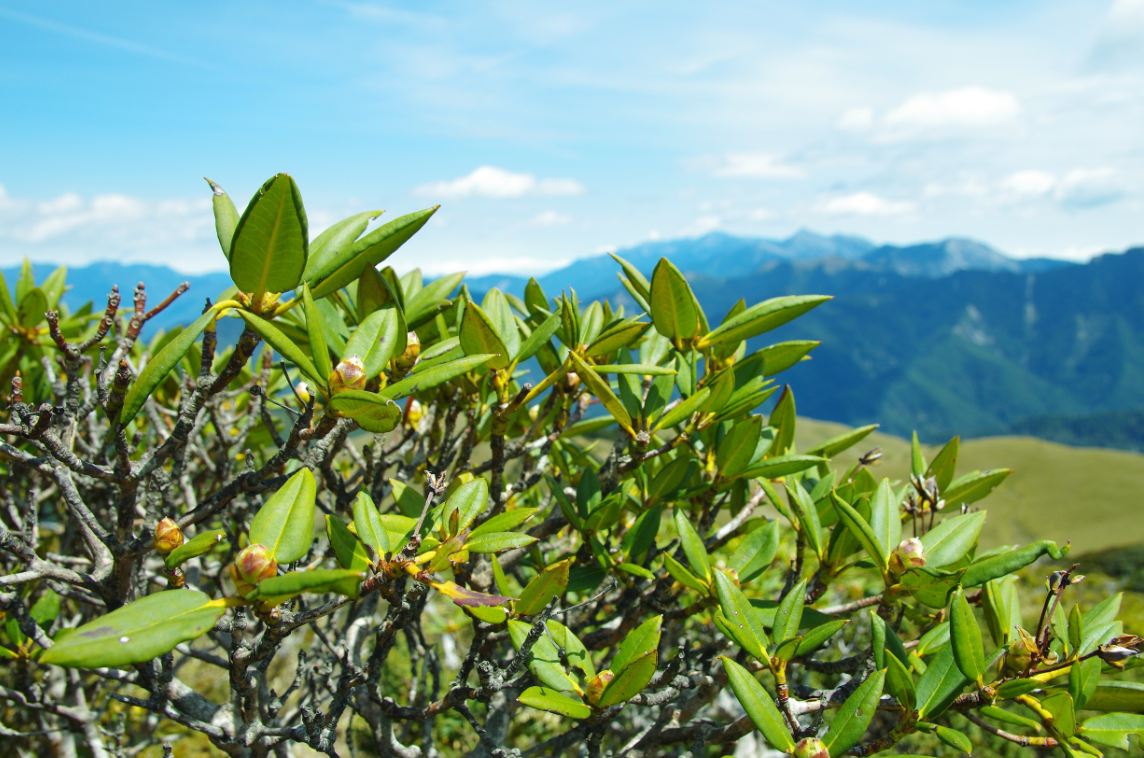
650, 259, 705, 342
712, 569, 769, 661
757, 340, 820, 376
787, 480, 824, 559
920, 511, 986, 568
729, 519, 779, 582
673, 508, 710, 581
304, 209, 382, 281
612, 615, 663, 675
460, 300, 511, 369
586, 318, 649, 357
326, 516, 371, 571
806, 423, 879, 459
464, 532, 536, 554
353, 491, 390, 555
721, 657, 795, 751
344, 306, 404, 378
1042, 691, 1077, 737
868, 479, 900, 564
40, 591, 226, 668
597, 649, 657, 707
961, 540, 1067, 587
772, 579, 807, 648
884, 652, 916, 710
309, 207, 438, 298
515, 559, 571, 616
717, 416, 762, 480
517, 313, 561, 362
1070, 655, 1102, 709
1081, 713, 1144, 750
831, 492, 889, 573
302, 284, 332, 382
165, 529, 227, 569
768, 386, 796, 457
519, 686, 591, 720
567, 351, 634, 435
950, 588, 985, 682
944, 468, 1011, 506
441, 478, 489, 533
1085, 682, 1144, 713
248, 568, 364, 601
651, 386, 711, 431
469, 507, 538, 538
238, 310, 323, 387
741, 454, 825, 480
664, 553, 707, 593
507, 619, 579, 691
933, 725, 973, 755
609, 252, 651, 302
915, 646, 968, 719
120, 309, 215, 424
229, 174, 308, 297
823, 669, 886, 756
380, 354, 494, 398
329, 390, 401, 433
204, 177, 239, 259
248, 468, 316, 563
927, 436, 960, 491
17, 287, 47, 326
699, 294, 831, 348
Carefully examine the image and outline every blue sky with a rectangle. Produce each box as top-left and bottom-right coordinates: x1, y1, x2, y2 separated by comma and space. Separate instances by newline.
0, 1, 1141, 274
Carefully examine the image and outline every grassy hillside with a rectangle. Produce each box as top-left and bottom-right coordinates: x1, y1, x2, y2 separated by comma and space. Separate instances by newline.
796, 418, 1144, 554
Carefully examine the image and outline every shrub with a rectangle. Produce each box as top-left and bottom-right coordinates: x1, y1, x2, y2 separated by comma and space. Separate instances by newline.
1, 173, 1141, 756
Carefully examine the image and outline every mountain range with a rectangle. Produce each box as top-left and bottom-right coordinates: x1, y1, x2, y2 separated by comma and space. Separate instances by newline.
6, 230, 1142, 449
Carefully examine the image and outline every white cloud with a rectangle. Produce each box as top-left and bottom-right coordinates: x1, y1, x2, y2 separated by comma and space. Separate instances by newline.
414, 165, 585, 199
748, 207, 775, 221
711, 153, 804, 179
687, 214, 723, 234
815, 192, 915, 217
1000, 170, 1056, 198
884, 86, 1020, 131
998, 167, 1123, 208
530, 210, 571, 227
837, 107, 874, 132
1089, 0, 1144, 70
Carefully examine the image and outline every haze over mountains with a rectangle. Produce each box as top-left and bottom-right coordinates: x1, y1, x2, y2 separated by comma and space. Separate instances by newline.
7, 230, 1143, 449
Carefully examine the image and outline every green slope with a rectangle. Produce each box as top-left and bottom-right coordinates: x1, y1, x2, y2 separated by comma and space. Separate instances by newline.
796, 418, 1144, 554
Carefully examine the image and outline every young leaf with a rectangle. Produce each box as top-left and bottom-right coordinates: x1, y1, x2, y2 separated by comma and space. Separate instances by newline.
302, 284, 332, 382
309, 207, 438, 298
459, 300, 511, 369
772, 579, 807, 648
868, 479, 900, 565
823, 669, 886, 756
515, 559, 571, 616
950, 588, 985, 683
248, 468, 316, 563
830, 492, 888, 574
205, 177, 240, 258
41, 591, 227, 668
304, 209, 382, 281
329, 390, 402, 433
380, 354, 494, 399
326, 516, 371, 571
464, 532, 537, 554
712, 570, 768, 661
120, 309, 215, 424
238, 310, 324, 387
920, 511, 986, 568
165, 529, 227, 569
698, 295, 830, 348
597, 650, 657, 707
911, 430, 926, 478
721, 657, 796, 751
611, 615, 663, 675
567, 351, 634, 436
250, 568, 365, 601
927, 436, 960, 491
344, 306, 403, 379
229, 173, 308, 297
353, 491, 390, 555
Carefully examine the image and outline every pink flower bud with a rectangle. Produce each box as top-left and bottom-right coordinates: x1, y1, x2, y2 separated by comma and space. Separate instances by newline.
232, 543, 277, 594
153, 518, 184, 555
330, 355, 367, 392
792, 737, 829, 758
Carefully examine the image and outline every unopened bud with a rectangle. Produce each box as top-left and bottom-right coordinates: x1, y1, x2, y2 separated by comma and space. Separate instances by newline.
528, 405, 540, 422
1047, 570, 1068, 593
295, 381, 312, 405
232, 543, 277, 594
585, 670, 615, 706
1002, 627, 1038, 675
395, 332, 421, 371
407, 399, 424, 426
153, 518, 184, 555
792, 737, 829, 758
563, 371, 581, 392
889, 537, 926, 575
330, 355, 367, 392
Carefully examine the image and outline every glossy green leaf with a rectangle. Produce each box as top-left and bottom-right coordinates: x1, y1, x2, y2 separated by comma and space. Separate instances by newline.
944, 468, 1011, 506
470, 508, 538, 538
950, 588, 985, 682
229, 174, 307, 297
353, 491, 389, 555
651, 386, 710, 431
612, 615, 663, 675
773, 579, 807, 648
41, 591, 227, 668
962, 540, 1067, 587
741, 454, 825, 480
326, 516, 371, 571
309, 207, 438, 298
301, 284, 332, 382
729, 519, 779, 582
1081, 713, 1144, 750
757, 340, 820, 376
768, 386, 796, 456
831, 492, 888, 573
699, 294, 831, 348
344, 306, 403, 378
567, 351, 634, 435
329, 390, 401, 433
381, 354, 494, 399
807, 423, 879, 459
823, 669, 885, 756
673, 508, 710, 580
238, 310, 323, 387
920, 511, 986, 568
712, 569, 768, 661
1085, 682, 1144, 712
884, 651, 916, 710
460, 300, 511, 369
915, 646, 968, 718
933, 725, 973, 754
721, 657, 795, 751
926, 436, 960, 491
516, 558, 571, 616
1070, 655, 1102, 709
120, 308, 215, 424
519, 686, 591, 720
868, 479, 900, 564
517, 313, 561, 362
464, 532, 537, 554
205, 177, 239, 258
650, 258, 704, 342
664, 553, 707, 593
165, 529, 227, 569
597, 650, 657, 707
248, 468, 316, 563
441, 478, 489, 534
304, 209, 382, 282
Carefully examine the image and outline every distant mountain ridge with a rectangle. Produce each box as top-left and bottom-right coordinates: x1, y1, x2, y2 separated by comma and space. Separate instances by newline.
6, 232, 1141, 448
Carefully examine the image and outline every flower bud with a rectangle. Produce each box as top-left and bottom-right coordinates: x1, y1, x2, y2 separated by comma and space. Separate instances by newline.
1002, 627, 1038, 675
395, 332, 421, 371
153, 518, 184, 555
888, 537, 925, 575
231, 543, 277, 595
792, 737, 829, 758
406, 399, 424, 426
563, 371, 581, 392
585, 670, 615, 706
330, 355, 367, 393
295, 381, 312, 405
